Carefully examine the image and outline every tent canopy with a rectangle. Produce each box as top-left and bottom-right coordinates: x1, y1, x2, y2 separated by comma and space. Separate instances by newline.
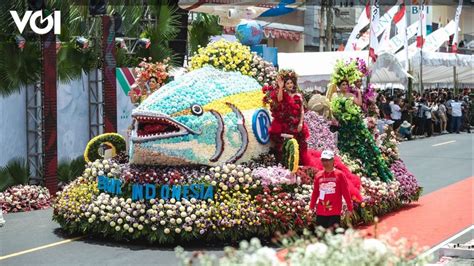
409, 52, 474, 85
278, 51, 409, 92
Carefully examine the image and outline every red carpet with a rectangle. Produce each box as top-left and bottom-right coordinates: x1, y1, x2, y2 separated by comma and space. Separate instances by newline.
361, 177, 473, 249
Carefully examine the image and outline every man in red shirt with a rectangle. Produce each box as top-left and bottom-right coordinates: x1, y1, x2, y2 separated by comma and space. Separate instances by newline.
310, 150, 353, 229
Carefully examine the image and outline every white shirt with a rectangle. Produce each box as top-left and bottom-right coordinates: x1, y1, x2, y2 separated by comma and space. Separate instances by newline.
451, 102, 463, 117
390, 102, 402, 120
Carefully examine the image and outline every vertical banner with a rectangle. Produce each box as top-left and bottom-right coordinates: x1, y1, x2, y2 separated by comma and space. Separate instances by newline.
369, 0, 380, 62
452, 0, 463, 53
102, 16, 117, 133
42, 31, 57, 194
345, 1, 371, 51
394, 1, 408, 70
416, 1, 427, 48
353, 5, 399, 51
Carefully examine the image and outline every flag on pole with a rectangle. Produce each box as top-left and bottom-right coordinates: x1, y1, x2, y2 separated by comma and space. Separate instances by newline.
345, 1, 371, 51
369, 0, 380, 62
394, 1, 408, 70
416, 1, 427, 48
452, 0, 463, 53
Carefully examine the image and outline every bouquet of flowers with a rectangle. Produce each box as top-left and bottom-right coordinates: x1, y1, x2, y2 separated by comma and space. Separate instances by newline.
134, 57, 171, 87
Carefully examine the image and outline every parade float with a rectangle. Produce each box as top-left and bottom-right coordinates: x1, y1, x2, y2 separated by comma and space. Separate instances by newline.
52, 39, 422, 244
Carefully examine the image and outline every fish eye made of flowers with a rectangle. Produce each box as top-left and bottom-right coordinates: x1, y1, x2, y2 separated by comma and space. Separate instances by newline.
330, 59, 363, 86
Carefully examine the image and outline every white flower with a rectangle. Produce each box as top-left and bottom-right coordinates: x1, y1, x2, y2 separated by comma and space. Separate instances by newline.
175, 228, 181, 234
306, 243, 328, 258
117, 218, 123, 224
137, 224, 144, 230
160, 220, 166, 225
115, 226, 121, 231
363, 238, 388, 256
123, 224, 130, 230
110, 221, 116, 227
176, 218, 183, 224
128, 227, 134, 233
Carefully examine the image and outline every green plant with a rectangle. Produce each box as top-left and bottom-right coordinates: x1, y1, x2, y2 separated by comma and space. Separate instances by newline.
189, 14, 222, 55
0, 158, 30, 192
57, 156, 86, 184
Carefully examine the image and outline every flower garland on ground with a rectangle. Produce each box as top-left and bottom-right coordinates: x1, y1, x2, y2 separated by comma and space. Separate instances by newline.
0, 185, 51, 214
175, 228, 427, 266
331, 96, 393, 182
189, 39, 277, 85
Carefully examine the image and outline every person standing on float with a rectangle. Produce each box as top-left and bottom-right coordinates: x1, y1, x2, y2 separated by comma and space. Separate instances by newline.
336, 79, 362, 107
268, 70, 310, 164
310, 150, 353, 229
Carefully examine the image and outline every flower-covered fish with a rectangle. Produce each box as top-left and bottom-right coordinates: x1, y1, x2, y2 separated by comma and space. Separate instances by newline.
130, 66, 271, 166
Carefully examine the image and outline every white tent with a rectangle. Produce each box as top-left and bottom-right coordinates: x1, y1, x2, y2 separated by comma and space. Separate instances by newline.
409, 52, 474, 86
278, 51, 409, 92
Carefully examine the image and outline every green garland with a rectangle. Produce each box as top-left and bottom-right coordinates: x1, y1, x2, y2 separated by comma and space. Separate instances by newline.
331, 96, 393, 182
84, 133, 126, 163
282, 138, 299, 172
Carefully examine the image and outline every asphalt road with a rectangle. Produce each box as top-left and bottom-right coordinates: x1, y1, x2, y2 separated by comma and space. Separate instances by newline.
398, 132, 473, 195
0, 133, 472, 265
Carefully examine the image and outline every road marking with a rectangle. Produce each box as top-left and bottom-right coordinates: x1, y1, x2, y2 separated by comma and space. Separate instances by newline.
418, 225, 473, 259
432, 140, 456, 147
0, 236, 85, 261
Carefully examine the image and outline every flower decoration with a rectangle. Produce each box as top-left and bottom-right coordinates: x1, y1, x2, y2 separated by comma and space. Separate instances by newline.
189, 39, 276, 86
390, 160, 422, 202
355, 57, 371, 77
134, 57, 171, 87
84, 133, 126, 163
130, 57, 171, 105
282, 138, 299, 173
331, 96, 393, 182
330, 59, 363, 85
304, 111, 338, 152
176, 228, 427, 266
0, 185, 50, 214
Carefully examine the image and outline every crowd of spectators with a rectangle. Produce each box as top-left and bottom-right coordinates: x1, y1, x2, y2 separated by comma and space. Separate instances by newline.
375, 88, 472, 140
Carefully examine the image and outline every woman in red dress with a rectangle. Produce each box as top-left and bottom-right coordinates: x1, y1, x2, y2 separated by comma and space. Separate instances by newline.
265, 70, 363, 203
268, 70, 310, 164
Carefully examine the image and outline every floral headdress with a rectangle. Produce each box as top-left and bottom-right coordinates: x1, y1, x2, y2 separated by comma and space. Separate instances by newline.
278, 69, 298, 81
330, 59, 363, 85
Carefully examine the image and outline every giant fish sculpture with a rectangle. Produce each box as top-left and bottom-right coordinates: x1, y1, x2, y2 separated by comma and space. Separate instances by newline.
130, 66, 271, 166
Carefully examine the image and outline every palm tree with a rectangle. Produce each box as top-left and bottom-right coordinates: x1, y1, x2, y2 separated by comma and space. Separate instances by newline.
0, 1, 181, 192
189, 14, 222, 55
0, 0, 181, 96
